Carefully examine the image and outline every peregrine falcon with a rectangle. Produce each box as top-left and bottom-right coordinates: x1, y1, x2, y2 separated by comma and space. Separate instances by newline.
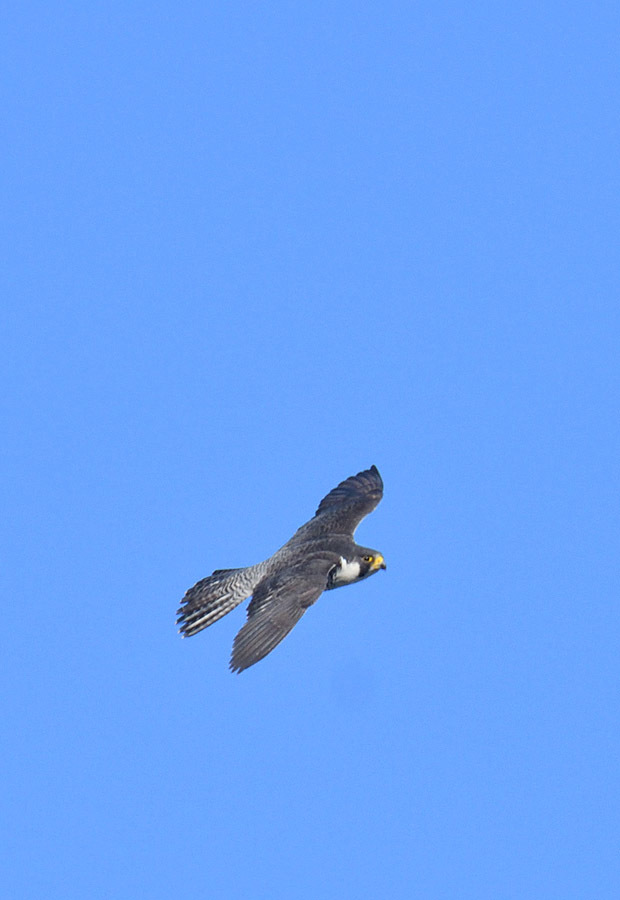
177, 465, 386, 672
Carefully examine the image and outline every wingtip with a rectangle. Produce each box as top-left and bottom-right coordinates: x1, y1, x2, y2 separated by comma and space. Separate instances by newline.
366, 464, 383, 487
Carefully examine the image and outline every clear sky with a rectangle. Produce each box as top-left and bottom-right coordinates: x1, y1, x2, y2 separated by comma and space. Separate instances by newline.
3, 2, 619, 898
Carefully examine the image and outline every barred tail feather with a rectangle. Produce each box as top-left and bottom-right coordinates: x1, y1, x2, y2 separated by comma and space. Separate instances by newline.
177, 567, 256, 637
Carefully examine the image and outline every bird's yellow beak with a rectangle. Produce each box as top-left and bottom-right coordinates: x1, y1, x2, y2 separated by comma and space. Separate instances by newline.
372, 554, 386, 571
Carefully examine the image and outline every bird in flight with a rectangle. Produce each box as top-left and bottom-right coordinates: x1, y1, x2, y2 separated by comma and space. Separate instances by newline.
177, 465, 386, 672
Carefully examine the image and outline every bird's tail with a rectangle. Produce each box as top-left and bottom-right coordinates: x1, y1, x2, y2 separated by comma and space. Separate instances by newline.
177, 566, 262, 637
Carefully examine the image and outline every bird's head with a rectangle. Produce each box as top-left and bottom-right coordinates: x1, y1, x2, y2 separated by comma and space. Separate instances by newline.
357, 548, 387, 579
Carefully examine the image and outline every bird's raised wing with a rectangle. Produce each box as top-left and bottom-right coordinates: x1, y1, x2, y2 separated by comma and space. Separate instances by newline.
306, 465, 384, 537
230, 560, 332, 673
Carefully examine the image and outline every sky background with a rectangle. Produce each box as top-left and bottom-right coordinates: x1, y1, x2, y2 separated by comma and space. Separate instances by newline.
3, 2, 619, 897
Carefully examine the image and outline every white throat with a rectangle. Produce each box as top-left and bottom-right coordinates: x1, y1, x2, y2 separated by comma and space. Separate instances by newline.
330, 556, 361, 586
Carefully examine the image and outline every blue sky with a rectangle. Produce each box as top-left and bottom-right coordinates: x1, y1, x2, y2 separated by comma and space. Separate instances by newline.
3, 2, 619, 897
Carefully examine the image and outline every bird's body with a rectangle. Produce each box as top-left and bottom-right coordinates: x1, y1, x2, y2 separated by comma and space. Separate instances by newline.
177, 465, 386, 672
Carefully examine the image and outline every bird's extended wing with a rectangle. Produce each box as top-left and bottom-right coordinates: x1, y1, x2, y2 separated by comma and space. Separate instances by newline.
230, 560, 332, 673
305, 464, 384, 537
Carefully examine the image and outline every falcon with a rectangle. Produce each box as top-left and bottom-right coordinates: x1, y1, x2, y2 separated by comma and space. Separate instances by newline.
177, 465, 386, 672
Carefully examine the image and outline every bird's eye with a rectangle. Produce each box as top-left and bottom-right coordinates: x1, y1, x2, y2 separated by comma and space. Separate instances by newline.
363, 555, 373, 563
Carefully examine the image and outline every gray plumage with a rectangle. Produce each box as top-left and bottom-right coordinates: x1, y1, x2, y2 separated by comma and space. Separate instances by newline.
177, 465, 386, 672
